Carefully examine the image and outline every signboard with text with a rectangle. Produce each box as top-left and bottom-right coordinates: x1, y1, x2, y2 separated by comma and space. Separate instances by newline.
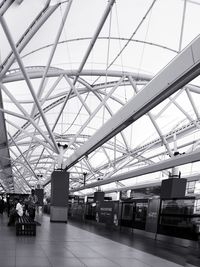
97, 201, 119, 226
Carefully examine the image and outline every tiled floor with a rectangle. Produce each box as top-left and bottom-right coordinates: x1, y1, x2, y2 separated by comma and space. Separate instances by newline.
0, 213, 199, 267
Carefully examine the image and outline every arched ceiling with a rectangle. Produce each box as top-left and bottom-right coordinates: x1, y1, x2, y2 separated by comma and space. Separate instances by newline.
1, 0, 200, 195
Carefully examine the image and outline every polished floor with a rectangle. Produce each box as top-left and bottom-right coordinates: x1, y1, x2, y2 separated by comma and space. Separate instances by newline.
0, 212, 199, 267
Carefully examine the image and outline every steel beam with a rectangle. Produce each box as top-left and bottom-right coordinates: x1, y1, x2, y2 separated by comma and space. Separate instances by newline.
3, 68, 152, 83
0, 16, 60, 154
179, 0, 187, 51
0, 1, 58, 77
70, 148, 200, 192
8, 133, 39, 181
52, 0, 115, 132
0, 0, 14, 16
128, 75, 173, 157
63, 34, 200, 170
0, 83, 56, 151
0, 85, 14, 191
66, 76, 125, 150
64, 75, 91, 115
78, 174, 200, 195
31, 0, 73, 117
6, 119, 53, 151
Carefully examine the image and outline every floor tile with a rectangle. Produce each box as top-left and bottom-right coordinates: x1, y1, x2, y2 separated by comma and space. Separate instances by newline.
80, 257, 120, 267
16, 256, 51, 267
0, 256, 15, 266
49, 257, 85, 267
44, 249, 75, 258
112, 258, 151, 267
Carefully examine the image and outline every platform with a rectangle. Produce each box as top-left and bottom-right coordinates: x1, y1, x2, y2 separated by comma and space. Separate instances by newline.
0, 213, 199, 267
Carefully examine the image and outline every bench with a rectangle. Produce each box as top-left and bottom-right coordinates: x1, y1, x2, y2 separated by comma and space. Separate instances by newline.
16, 215, 36, 236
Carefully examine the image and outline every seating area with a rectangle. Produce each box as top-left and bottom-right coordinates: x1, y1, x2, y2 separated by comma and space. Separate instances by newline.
16, 215, 36, 236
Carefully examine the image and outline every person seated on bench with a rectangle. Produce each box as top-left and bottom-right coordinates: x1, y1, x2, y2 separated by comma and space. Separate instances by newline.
7, 198, 23, 226
16, 199, 23, 217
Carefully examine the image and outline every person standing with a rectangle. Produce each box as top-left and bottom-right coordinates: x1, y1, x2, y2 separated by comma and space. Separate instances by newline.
6, 196, 11, 217
28, 189, 38, 221
0, 197, 5, 214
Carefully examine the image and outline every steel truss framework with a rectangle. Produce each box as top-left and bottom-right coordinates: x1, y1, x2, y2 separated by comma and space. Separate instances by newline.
0, 0, 200, 194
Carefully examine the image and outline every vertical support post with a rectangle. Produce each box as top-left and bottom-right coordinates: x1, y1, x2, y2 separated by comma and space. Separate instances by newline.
83, 172, 87, 187
179, 0, 187, 51
155, 198, 162, 240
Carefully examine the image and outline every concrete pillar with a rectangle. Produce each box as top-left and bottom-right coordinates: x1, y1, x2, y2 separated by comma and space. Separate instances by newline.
50, 170, 69, 223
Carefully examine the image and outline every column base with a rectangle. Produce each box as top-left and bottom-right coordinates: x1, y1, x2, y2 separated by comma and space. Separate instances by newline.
50, 206, 68, 223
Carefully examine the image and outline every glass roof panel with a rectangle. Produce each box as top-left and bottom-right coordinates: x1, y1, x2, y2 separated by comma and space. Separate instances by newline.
1, 0, 200, 194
